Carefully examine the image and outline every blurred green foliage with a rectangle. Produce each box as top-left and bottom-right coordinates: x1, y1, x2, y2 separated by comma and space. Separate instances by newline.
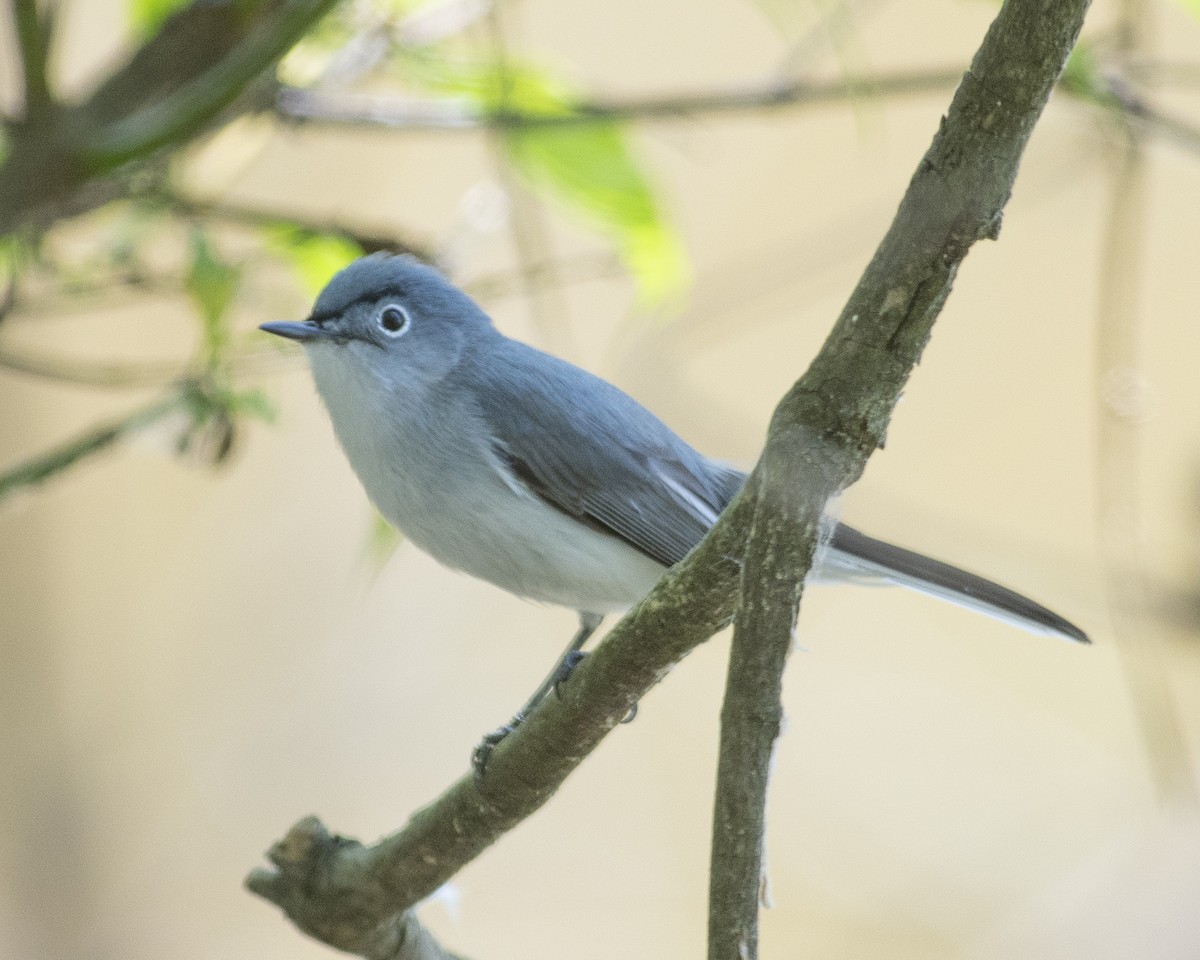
413, 57, 688, 301
127, 0, 190, 35
264, 225, 365, 297
1, 0, 681, 503
186, 229, 242, 366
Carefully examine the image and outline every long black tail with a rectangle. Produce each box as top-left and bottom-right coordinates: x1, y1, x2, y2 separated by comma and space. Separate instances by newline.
825, 524, 1089, 644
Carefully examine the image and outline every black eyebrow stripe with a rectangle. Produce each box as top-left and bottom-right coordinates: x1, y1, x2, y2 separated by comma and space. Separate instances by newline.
306, 285, 408, 324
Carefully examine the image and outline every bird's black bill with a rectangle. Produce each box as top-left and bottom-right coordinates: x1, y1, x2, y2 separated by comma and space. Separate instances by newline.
259, 320, 333, 342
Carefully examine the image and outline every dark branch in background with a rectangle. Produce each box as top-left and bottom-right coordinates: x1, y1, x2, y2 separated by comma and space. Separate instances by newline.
0, 0, 340, 235
1, 0, 1195, 241
12, 0, 54, 120
246, 1, 1091, 958
85, 0, 340, 166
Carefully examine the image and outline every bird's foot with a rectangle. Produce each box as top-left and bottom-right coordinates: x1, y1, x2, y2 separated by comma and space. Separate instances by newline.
552, 651, 637, 723
471, 717, 522, 781
551, 650, 588, 698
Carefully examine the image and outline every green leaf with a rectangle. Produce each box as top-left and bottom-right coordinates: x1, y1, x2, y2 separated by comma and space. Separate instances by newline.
414, 58, 688, 303
127, 0, 191, 36
1172, 0, 1200, 19
223, 387, 277, 423
505, 120, 688, 303
1060, 42, 1104, 99
264, 224, 363, 297
185, 230, 241, 366
364, 511, 405, 574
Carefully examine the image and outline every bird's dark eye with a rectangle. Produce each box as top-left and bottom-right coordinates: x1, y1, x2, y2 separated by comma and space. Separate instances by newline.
378, 304, 410, 337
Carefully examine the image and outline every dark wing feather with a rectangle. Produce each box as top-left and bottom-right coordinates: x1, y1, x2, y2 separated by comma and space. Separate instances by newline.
469, 338, 744, 568
829, 524, 1090, 643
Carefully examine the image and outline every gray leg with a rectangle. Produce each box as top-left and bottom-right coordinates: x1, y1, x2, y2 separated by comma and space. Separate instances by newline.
515, 611, 603, 718
472, 612, 603, 778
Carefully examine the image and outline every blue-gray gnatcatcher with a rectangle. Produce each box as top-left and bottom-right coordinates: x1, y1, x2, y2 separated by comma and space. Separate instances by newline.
261, 254, 1088, 752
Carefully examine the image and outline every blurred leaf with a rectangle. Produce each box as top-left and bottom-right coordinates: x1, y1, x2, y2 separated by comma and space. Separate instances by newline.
178, 381, 274, 466
1172, 0, 1200, 19
127, 0, 191, 36
223, 387, 277, 423
185, 230, 241, 366
416, 58, 688, 303
364, 511, 405, 574
264, 224, 363, 297
506, 122, 688, 304
1060, 42, 1106, 100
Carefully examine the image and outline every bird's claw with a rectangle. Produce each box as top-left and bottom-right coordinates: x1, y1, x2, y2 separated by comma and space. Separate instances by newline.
472, 719, 521, 780
552, 651, 638, 723
473, 647, 639, 780
552, 650, 588, 699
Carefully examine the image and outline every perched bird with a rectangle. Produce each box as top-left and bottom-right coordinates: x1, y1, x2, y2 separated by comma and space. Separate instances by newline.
261, 254, 1088, 759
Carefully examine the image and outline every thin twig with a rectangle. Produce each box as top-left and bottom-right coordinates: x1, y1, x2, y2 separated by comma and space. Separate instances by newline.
157, 193, 436, 259
1093, 0, 1198, 808
462, 251, 623, 302
0, 392, 185, 504
0, 346, 184, 388
274, 67, 968, 129
277, 62, 1200, 161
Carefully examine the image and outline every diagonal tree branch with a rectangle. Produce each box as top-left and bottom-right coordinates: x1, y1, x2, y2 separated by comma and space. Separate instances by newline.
247, 499, 755, 949
707, 1, 1091, 955
83, 0, 340, 167
248, 1, 1091, 957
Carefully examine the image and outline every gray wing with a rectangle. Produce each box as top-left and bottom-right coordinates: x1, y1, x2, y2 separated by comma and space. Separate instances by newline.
468, 338, 745, 568
462, 338, 1088, 642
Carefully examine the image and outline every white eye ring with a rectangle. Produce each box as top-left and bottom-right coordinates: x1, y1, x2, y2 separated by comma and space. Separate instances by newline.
378, 304, 411, 337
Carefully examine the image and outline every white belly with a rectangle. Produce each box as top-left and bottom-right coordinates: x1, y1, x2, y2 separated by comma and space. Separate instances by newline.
312, 350, 667, 613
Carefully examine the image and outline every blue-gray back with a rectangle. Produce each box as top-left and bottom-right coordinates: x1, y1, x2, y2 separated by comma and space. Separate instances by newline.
462, 336, 746, 568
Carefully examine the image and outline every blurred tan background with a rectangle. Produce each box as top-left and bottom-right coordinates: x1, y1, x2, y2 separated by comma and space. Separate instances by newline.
3, 0, 1200, 958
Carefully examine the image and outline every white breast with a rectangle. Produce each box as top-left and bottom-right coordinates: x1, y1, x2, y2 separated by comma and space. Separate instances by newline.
308, 343, 666, 613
